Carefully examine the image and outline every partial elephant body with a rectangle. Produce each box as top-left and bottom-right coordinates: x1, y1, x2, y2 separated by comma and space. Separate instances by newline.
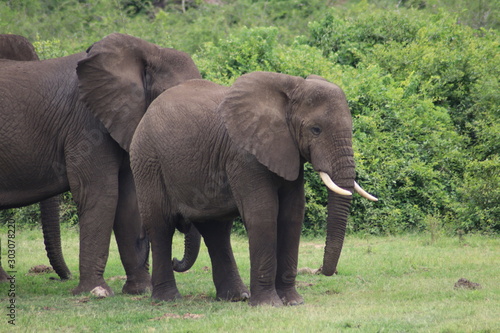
0, 34, 70, 282
0, 34, 39, 61
129, 73, 375, 306
0, 53, 93, 207
0, 33, 202, 295
0, 52, 131, 294
132, 81, 239, 218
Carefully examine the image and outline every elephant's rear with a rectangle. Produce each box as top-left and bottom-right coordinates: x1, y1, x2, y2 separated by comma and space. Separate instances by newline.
130, 79, 232, 219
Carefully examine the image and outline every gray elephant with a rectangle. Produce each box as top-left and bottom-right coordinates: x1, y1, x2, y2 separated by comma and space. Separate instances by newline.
0, 33, 201, 296
0, 34, 39, 61
0, 34, 70, 281
123, 72, 378, 306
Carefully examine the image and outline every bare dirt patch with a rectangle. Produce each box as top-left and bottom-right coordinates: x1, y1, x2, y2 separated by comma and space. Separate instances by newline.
28, 265, 54, 275
454, 278, 482, 290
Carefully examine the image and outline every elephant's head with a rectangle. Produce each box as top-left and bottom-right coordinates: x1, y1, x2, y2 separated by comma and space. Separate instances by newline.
219, 72, 377, 275
0, 34, 39, 61
77, 33, 202, 151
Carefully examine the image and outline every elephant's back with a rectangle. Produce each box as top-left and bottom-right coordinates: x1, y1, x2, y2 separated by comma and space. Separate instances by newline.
131, 79, 230, 175
151, 79, 227, 116
0, 52, 84, 75
141, 79, 228, 142
0, 52, 85, 100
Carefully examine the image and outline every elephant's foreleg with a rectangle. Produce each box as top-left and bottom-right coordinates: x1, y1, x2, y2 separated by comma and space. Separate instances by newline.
234, 180, 283, 306
67, 155, 120, 296
275, 178, 305, 306
0, 266, 10, 282
72, 203, 116, 295
113, 162, 151, 295
193, 220, 249, 301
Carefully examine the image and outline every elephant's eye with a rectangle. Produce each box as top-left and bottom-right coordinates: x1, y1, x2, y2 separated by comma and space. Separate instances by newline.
310, 126, 322, 136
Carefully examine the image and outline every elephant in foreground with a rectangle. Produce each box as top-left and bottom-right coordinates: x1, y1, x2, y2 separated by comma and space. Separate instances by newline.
0, 34, 70, 281
123, 72, 377, 306
0, 33, 202, 295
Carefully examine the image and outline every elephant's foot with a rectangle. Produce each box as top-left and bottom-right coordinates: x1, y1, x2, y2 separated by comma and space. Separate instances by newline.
216, 283, 250, 302
72, 279, 114, 297
277, 287, 304, 306
0, 267, 11, 282
248, 290, 283, 307
151, 287, 182, 302
0, 275, 10, 282
122, 277, 151, 295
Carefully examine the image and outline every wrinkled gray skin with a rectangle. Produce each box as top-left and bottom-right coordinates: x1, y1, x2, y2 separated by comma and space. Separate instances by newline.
128, 72, 358, 306
0, 34, 70, 281
0, 33, 201, 296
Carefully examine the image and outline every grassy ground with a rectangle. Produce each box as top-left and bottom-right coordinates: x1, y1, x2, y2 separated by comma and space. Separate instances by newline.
0, 225, 498, 332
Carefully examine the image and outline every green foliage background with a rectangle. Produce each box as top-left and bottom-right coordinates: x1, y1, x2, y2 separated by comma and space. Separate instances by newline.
0, 0, 498, 235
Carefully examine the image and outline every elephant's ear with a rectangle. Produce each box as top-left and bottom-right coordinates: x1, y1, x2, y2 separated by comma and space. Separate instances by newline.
77, 33, 201, 151
219, 72, 304, 181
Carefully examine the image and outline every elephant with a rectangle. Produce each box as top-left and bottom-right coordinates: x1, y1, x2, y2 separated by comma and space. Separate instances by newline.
0, 33, 202, 296
0, 34, 70, 281
124, 72, 378, 306
0, 34, 39, 61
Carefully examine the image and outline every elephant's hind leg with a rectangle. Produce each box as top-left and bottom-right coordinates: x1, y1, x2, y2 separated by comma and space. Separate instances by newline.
194, 220, 250, 302
113, 162, 151, 295
133, 160, 181, 301
148, 221, 181, 301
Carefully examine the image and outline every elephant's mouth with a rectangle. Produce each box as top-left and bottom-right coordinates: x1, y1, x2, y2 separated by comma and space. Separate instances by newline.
318, 171, 378, 201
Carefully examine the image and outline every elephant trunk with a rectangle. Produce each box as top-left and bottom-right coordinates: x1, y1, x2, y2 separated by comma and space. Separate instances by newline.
40, 196, 71, 280
172, 225, 201, 272
322, 189, 353, 276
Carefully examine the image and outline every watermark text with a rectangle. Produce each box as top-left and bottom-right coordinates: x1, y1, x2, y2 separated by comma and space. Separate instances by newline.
5, 218, 16, 326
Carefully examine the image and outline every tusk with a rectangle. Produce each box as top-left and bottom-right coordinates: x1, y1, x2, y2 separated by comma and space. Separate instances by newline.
354, 182, 378, 201
319, 172, 352, 196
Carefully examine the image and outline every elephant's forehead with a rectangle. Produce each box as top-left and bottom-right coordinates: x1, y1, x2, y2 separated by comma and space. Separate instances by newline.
301, 82, 346, 105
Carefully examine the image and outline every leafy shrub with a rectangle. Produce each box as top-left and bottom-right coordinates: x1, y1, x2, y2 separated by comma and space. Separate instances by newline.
0, 204, 40, 225
195, 26, 335, 84
454, 157, 500, 233
333, 64, 464, 233
302, 3, 499, 234
307, 4, 428, 66
1, 0, 498, 235
367, 22, 500, 144
33, 37, 68, 59
195, 26, 282, 84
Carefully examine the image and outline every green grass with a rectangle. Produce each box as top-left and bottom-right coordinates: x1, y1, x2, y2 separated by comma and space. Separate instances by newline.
0, 225, 498, 332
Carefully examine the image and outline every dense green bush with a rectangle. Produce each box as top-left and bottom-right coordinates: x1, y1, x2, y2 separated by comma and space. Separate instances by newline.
308, 6, 428, 66
0, 0, 498, 235
304, 4, 499, 234
195, 25, 336, 84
